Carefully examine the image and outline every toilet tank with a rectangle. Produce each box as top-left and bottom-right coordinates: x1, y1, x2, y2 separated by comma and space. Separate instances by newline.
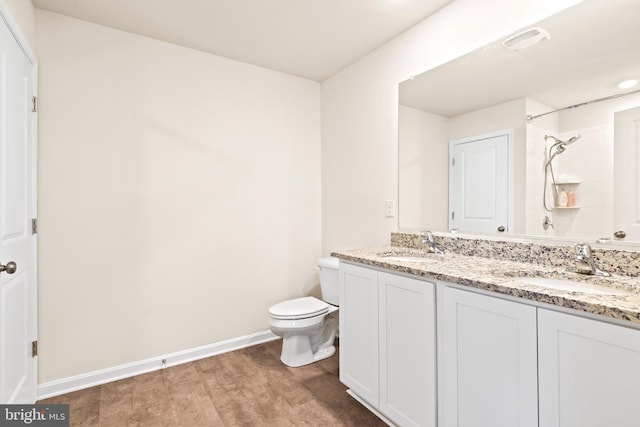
318, 257, 340, 306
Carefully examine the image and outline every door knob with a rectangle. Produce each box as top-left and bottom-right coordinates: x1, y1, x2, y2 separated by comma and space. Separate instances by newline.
614, 230, 626, 239
497, 226, 505, 232
0, 261, 17, 274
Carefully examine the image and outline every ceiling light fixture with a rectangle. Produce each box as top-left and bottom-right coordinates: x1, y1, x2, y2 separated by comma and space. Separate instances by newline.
501, 28, 551, 52
617, 79, 639, 89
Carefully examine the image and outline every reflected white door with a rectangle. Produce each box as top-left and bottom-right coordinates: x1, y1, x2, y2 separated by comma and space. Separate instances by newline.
614, 106, 640, 241
0, 12, 37, 404
449, 131, 510, 234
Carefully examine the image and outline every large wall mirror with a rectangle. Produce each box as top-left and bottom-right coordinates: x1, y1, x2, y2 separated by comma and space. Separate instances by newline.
398, 0, 640, 245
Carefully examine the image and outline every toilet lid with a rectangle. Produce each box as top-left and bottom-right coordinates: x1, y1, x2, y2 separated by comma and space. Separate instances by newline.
317, 257, 339, 269
269, 296, 329, 320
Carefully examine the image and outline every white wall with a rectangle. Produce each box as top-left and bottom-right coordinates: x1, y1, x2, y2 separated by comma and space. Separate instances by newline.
1, 0, 35, 49
398, 105, 448, 230
321, 0, 583, 253
35, 10, 321, 383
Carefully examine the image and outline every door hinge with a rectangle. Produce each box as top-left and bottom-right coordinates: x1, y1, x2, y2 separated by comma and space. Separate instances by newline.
32, 95, 38, 113
32, 218, 38, 234
452, 158, 455, 166
451, 212, 455, 220
32, 340, 38, 357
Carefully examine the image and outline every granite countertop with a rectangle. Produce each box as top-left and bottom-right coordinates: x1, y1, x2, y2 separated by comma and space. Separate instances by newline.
331, 246, 640, 324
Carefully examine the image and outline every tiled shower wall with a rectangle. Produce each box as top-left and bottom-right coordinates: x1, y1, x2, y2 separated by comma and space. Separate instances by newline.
525, 123, 614, 241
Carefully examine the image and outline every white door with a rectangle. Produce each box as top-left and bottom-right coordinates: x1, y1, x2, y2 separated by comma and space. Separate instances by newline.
449, 131, 510, 234
339, 263, 379, 407
538, 309, 640, 427
0, 10, 38, 404
440, 287, 538, 427
378, 272, 436, 427
614, 106, 640, 241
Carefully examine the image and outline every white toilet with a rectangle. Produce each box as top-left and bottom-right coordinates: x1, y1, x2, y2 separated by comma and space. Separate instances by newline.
268, 257, 340, 367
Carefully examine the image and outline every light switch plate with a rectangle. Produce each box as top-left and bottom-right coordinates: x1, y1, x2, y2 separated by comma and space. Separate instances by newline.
385, 200, 395, 218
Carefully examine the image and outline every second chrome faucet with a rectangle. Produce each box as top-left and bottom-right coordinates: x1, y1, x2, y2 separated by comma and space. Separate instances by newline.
574, 243, 610, 277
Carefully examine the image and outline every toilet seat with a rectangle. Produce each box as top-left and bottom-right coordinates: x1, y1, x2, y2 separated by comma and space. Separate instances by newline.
269, 296, 329, 320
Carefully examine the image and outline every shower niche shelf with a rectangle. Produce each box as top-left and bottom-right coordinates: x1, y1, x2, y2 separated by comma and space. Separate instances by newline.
554, 182, 580, 209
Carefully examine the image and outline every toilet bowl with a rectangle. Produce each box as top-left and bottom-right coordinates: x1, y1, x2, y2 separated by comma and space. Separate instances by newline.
268, 257, 339, 367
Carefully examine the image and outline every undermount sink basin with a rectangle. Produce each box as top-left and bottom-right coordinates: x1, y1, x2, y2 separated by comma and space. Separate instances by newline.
516, 276, 628, 295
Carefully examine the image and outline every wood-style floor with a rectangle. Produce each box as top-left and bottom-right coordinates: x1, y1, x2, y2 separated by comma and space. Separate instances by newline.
38, 339, 386, 426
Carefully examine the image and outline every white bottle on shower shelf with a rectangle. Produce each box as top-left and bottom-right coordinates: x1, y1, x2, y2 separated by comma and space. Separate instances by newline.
557, 188, 568, 208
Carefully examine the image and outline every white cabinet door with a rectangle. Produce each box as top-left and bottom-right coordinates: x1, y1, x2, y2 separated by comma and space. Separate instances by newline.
339, 263, 379, 406
441, 287, 538, 427
538, 309, 640, 427
379, 272, 436, 427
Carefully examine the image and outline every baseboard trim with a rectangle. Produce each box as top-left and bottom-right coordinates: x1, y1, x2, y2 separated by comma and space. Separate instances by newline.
37, 330, 279, 400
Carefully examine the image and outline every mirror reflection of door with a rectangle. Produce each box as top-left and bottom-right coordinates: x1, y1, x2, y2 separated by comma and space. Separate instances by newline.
614, 106, 640, 241
449, 131, 511, 234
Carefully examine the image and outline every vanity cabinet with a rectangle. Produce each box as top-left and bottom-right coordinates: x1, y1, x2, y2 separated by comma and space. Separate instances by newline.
440, 287, 538, 427
538, 309, 640, 427
340, 261, 640, 426
339, 263, 436, 427
442, 286, 640, 427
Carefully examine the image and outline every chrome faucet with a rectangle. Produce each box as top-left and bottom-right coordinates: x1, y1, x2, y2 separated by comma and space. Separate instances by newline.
421, 231, 444, 254
574, 243, 610, 277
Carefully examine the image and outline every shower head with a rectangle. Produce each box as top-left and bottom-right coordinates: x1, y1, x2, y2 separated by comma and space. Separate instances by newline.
544, 134, 581, 166
545, 134, 581, 150
565, 135, 581, 145
545, 134, 581, 156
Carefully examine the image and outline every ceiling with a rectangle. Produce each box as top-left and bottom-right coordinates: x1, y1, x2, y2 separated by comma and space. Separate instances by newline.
399, 0, 640, 117
32, 0, 453, 82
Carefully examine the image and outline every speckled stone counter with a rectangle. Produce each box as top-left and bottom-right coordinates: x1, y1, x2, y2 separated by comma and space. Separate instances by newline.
391, 232, 640, 276
331, 245, 640, 325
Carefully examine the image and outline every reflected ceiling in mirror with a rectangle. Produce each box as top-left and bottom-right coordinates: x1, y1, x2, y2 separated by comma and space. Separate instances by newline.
397, 0, 640, 245
401, 1, 640, 117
